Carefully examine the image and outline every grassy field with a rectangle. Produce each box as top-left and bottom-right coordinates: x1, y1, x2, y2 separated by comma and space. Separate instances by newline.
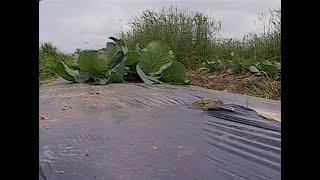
121, 8, 280, 66
120, 7, 281, 99
39, 42, 73, 85
39, 7, 281, 100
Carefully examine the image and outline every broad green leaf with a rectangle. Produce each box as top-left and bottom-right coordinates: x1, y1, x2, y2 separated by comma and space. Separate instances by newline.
70, 62, 79, 70
91, 77, 109, 85
107, 58, 125, 83
74, 73, 89, 83
55, 41, 126, 85
78, 50, 109, 76
55, 61, 76, 82
201, 60, 220, 71
258, 61, 278, 76
136, 64, 162, 84
78, 69, 90, 76
106, 70, 124, 83
138, 41, 174, 75
150, 60, 173, 76
113, 58, 125, 76
161, 61, 188, 85
104, 42, 124, 68
125, 51, 140, 66
241, 58, 256, 69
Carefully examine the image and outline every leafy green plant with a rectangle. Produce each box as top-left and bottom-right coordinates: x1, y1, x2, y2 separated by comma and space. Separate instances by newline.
192, 97, 224, 110
122, 7, 280, 74
135, 41, 173, 83
226, 56, 280, 78
55, 38, 125, 85
247, 60, 280, 77
198, 60, 221, 73
55, 38, 188, 85
39, 42, 73, 82
122, 7, 221, 66
240, 58, 257, 69
136, 41, 188, 84
227, 59, 242, 74
109, 37, 151, 82
256, 60, 279, 77
161, 60, 189, 85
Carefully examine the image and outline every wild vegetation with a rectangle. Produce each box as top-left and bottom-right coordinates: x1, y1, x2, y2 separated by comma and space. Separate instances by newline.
121, 7, 280, 76
55, 37, 188, 85
119, 7, 280, 99
39, 42, 73, 84
39, 7, 281, 100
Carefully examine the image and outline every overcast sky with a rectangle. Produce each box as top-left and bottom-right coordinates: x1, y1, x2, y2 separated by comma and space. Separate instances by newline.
39, 0, 280, 54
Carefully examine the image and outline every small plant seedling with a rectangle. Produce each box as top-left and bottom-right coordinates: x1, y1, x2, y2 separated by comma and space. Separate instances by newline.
192, 97, 224, 110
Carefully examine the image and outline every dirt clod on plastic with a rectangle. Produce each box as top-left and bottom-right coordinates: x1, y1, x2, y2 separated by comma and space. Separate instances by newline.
192, 97, 224, 110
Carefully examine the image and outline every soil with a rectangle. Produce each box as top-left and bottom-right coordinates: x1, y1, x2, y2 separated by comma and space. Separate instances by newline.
187, 69, 281, 100
40, 76, 59, 86
40, 70, 281, 100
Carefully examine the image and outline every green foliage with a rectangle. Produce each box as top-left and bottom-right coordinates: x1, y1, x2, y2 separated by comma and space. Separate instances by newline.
39, 42, 73, 82
78, 50, 110, 76
136, 41, 188, 84
55, 61, 77, 82
226, 58, 280, 77
199, 60, 221, 72
55, 38, 125, 85
125, 51, 140, 66
136, 64, 162, 84
107, 60, 125, 83
42, 7, 280, 90
192, 97, 224, 110
55, 38, 188, 85
227, 59, 242, 74
122, 7, 220, 66
138, 41, 174, 76
257, 61, 279, 77
161, 61, 188, 85
121, 7, 280, 76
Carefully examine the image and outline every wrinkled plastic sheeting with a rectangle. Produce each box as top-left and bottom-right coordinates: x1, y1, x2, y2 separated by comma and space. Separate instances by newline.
39, 82, 281, 180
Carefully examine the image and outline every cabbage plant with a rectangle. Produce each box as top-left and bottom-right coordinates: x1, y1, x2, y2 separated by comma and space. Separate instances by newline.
55, 37, 189, 85
136, 41, 188, 85
55, 38, 125, 85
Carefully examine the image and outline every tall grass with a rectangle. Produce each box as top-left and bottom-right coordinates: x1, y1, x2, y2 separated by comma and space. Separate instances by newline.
121, 7, 221, 67
39, 42, 72, 82
121, 7, 281, 71
213, 9, 281, 64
